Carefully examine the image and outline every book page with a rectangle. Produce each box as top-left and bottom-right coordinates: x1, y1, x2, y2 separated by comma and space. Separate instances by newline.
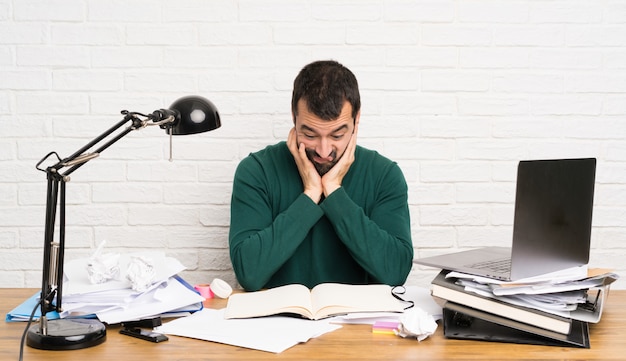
310, 283, 404, 319
224, 284, 314, 319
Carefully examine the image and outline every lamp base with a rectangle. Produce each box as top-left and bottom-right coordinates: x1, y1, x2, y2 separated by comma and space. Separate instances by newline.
27, 319, 106, 350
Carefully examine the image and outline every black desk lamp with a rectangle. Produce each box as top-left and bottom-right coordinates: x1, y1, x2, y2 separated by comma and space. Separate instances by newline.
26, 96, 220, 350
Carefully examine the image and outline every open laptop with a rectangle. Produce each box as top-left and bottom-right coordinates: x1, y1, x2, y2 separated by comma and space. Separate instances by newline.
414, 158, 596, 281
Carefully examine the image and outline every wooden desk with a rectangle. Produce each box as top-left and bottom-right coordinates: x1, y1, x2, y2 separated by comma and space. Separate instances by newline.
2, 288, 625, 360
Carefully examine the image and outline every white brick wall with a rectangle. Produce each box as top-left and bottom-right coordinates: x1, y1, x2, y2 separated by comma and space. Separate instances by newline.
1, 0, 625, 290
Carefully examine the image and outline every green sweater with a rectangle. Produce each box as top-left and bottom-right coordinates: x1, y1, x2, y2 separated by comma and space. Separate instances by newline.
229, 141, 413, 291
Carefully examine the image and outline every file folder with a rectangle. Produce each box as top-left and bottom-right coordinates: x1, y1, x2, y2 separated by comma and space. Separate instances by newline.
442, 301, 590, 348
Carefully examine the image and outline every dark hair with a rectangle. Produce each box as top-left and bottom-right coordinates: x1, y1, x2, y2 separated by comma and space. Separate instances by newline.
291, 60, 360, 121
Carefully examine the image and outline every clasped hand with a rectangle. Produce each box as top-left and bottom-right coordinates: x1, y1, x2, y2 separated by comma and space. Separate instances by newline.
287, 126, 358, 204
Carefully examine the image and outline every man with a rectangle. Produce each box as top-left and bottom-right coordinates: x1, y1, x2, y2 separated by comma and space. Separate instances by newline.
229, 60, 413, 291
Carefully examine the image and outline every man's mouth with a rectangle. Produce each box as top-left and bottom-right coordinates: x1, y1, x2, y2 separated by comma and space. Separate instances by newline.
313, 155, 333, 164
305, 149, 338, 176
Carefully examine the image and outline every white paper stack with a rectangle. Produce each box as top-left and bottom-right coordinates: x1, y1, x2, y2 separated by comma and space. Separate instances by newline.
446, 266, 619, 324
58, 251, 204, 324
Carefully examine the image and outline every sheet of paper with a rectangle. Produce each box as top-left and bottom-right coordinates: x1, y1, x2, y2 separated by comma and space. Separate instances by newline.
156, 308, 342, 353
491, 275, 617, 296
447, 265, 589, 285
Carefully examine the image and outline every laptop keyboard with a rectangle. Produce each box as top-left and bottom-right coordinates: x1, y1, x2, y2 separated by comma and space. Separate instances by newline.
467, 258, 511, 274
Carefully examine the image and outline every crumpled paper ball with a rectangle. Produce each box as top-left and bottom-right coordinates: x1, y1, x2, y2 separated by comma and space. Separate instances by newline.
395, 307, 438, 341
126, 255, 156, 292
86, 241, 120, 284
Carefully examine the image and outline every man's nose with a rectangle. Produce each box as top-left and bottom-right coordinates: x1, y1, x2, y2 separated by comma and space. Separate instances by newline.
316, 138, 333, 159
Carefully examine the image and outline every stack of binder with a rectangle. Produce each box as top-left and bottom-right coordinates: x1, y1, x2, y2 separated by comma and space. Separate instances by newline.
430, 269, 618, 348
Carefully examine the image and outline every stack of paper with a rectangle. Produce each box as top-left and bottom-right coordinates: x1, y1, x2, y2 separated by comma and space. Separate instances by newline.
61, 251, 204, 323
430, 266, 619, 348
447, 267, 618, 323
6, 251, 204, 324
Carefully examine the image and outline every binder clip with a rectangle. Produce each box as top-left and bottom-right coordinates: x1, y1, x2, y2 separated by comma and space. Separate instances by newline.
120, 317, 169, 343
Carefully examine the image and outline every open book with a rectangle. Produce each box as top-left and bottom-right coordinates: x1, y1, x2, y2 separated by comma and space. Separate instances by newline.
224, 283, 406, 320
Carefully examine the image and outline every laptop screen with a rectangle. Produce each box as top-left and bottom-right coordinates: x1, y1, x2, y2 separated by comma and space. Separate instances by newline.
509, 158, 596, 279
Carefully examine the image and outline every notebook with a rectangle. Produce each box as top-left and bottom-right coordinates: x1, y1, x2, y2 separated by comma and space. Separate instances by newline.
414, 158, 596, 281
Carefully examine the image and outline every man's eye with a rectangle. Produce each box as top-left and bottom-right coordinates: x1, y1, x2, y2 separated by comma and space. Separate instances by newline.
303, 134, 316, 139
331, 134, 345, 140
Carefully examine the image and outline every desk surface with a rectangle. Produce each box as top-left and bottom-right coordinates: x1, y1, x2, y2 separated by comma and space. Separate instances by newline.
2, 288, 625, 360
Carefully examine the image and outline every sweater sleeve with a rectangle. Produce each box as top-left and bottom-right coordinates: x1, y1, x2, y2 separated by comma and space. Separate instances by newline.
229, 155, 324, 291
319, 163, 413, 286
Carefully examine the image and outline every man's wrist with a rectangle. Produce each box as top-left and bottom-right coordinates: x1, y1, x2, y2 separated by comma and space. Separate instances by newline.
304, 189, 322, 204
323, 183, 341, 198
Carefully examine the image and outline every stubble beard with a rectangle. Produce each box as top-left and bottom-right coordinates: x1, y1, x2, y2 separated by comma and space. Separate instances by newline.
305, 148, 338, 176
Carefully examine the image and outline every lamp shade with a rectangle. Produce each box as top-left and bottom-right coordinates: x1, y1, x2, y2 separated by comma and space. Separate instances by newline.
168, 96, 221, 135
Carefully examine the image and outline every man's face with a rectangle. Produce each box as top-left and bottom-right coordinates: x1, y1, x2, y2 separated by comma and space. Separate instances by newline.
294, 99, 356, 176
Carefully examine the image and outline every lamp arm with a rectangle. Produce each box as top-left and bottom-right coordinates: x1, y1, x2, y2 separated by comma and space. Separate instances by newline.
35, 111, 174, 317
38, 112, 169, 178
